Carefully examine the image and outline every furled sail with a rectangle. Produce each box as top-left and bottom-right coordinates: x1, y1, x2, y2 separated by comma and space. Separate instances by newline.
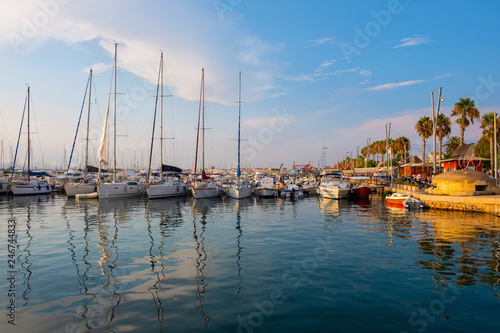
98, 99, 110, 166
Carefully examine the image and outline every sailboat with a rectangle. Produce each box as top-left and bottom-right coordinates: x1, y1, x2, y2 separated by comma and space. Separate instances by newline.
147, 52, 187, 199
226, 71, 252, 199
65, 69, 97, 197
191, 68, 221, 199
10, 86, 54, 195
97, 43, 145, 199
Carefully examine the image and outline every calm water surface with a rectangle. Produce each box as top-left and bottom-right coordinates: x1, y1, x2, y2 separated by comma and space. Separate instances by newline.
1, 194, 500, 332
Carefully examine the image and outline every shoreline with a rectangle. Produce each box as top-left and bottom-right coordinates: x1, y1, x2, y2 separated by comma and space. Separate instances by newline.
386, 185, 500, 216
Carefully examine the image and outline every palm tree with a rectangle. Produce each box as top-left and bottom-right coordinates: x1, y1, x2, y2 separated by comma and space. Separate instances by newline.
450, 97, 480, 146
480, 112, 499, 170
444, 136, 460, 156
388, 138, 397, 162
375, 140, 386, 163
435, 113, 451, 167
370, 141, 381, 163
393, 136, 410, 159
415, 116, 433, 162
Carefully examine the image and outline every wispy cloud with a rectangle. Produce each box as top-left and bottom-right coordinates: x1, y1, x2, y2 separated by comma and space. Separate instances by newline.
434, 73, 453, 80
358, 70, 371, 78
87, 62, 112, 74
308, 37, 335, 48
288, 66, 370, 83
368, 80, 424, 91
318, 59, 336, 69
394, 36, 431, 48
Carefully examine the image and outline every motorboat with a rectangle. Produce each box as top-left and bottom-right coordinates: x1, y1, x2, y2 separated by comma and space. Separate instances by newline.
319, 172, 350, 199
351, 185, 371, 198
280, 183, 304, 199
385, 192, 410, 205
256, 177, 278, 198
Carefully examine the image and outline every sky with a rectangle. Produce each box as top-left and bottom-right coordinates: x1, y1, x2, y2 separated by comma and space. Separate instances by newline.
1, 0, 500, 171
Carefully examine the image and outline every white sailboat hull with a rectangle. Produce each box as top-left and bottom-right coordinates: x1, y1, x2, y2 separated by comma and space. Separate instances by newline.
65, 183, 97, 197
147, 182, 188, 199
191, 183, 221, 199
11, 181, 53, 196
226, 185, 252, 199
98, 181, 145, 199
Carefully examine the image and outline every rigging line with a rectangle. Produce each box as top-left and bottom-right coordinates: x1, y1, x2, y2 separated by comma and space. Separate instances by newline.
11, 93, 27, 180
147, 54, 162, 183
67, 73, 91, 173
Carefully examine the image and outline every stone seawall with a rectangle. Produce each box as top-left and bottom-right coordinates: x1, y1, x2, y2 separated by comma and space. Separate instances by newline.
385, 187, 500, 215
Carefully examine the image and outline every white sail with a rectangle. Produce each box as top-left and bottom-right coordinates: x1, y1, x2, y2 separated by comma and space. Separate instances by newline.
98, 72, 113, 167
97, 102, 109, 166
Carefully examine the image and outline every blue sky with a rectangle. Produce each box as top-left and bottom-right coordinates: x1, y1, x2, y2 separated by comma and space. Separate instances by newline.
1, 0, 500, 171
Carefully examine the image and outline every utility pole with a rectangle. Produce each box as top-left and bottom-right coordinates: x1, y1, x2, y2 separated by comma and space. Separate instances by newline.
322, 144, 328, 169
385, 123, 391, 181
495, 113, 498, 185
365, 138, 371, 169
432, 87, 443, 174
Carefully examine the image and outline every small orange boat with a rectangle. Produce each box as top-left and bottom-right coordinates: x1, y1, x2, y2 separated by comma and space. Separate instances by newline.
385, 192, 410, 205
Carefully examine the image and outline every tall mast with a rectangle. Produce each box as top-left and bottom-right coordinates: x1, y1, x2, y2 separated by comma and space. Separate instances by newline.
193, 68, 204, 186
113, 43, 117, 182
84, 69, 92, 178
147, 53, 162, 183
27, 86, 30, 182
237, 71, 241, 184
160, 52, 164, 166
202, 68, 205, 171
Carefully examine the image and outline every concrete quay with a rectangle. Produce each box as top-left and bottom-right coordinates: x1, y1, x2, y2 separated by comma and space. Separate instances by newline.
385, 185, 500, 216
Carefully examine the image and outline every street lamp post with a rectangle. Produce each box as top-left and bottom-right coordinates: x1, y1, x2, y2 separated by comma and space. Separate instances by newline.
431, 87, 443, 175
385, 123, 391, 181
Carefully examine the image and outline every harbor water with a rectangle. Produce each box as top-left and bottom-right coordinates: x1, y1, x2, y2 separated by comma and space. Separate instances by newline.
1, 194, 500, 332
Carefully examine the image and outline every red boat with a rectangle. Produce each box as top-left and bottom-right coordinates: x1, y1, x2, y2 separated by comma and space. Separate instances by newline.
350, 185, 371, 198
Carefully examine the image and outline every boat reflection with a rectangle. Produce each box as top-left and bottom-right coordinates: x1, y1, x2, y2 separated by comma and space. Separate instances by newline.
318, 196, 340, 218
146, 204, 166, 331
350, 197, 371, 209
385, 202, 407, 215
415, 209, 500, 290
233, 198, 246, 325
191, 198, 222, 326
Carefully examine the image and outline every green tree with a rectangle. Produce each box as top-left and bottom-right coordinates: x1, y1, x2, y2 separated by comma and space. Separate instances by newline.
479, 112, 499, 171
443, 136, 460, 157
435, 113, 451, 168
451, 97, 480, 146
393, 136, 410, 159
415, 116, 433, 162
